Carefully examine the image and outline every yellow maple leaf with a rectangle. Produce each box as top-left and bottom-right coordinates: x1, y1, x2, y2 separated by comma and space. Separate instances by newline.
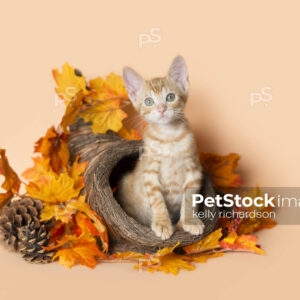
69, 157, 88, 189
79, 99, 127, 134
60, 91, 85, 133
110, 251, 146, 260
40, 202, 76, 223
137, 253, 195, 275
52, 63, 89, 102
89, 73, 127, 100
111, 240, 227, 275
183, 228, 223, 254
26, 170, 82, 204
25, 155, 86, 205
191, 252, 224, 263
111, 243, 193, 275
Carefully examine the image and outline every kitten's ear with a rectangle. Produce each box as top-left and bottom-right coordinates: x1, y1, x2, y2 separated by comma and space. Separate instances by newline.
122, 67, 144, 102
168, 56, 189, 92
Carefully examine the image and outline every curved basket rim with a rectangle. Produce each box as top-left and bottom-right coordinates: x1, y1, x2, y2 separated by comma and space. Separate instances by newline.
84, 139, 219, 251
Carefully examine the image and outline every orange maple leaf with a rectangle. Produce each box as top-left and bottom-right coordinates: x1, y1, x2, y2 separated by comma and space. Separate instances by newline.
118, 127, 142, 140
219, 230, 265, 255
200, 152, 243, 190
41, 196, 108, 253
0, 149, 21, 207
49, 222, 65, 244
34, 127, 70, 174
51, 233, 107, 269
236, 187, 277, 235
67, 196, 108, 252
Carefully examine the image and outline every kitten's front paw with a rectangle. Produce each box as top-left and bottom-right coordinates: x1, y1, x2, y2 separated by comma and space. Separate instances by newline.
151, 219, 174, 240
178, 219, 205, 235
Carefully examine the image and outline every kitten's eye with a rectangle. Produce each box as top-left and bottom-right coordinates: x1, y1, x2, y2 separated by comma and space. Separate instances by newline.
144, 97, 154, 106
166, 93, 176, 102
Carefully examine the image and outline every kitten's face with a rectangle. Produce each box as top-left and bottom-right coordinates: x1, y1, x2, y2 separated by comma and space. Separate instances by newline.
123, 56, 189, 125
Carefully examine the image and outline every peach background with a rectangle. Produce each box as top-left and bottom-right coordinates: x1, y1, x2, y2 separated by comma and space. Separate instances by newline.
0, 0, 299, 299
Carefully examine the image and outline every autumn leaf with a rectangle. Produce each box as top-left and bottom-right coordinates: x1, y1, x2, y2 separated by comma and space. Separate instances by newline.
134, 243, 195, 275
48, 222, 65, 244
69, 157, 88, 189
26, 169, 82, 204
25, 154, 86, 205
89, 73, 127, 101
45, 233, 78, 251
219, 230, 265, 255
190, 252, 224, 263
218, 216, 242, 234
73, 212, 101, 237
183, 228, 223, 254
0, 149, 21, 207
113, 243, 194, 275
236, 187, 277, 235
51, 233, 107, 269
79, 73, 129, 134
34, 127, 69, 174
200, 152, 243, 190
40, 202, 76, 223
22, 156, 50, 183
60, 91, 85, 133
110, 251, 146, 260
79, 99, 127, 134
138, 253, 195, 275
53, 242, 105, 269
42, 195, 108, 252
67, 196, 108, 252
52, 63, 89, 102
118, 127, 142, 140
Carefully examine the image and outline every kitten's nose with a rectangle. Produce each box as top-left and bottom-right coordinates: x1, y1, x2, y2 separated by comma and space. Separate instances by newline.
157, 107, 166, 114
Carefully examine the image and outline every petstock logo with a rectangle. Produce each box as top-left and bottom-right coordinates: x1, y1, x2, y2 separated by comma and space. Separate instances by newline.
187, 187, 300, 225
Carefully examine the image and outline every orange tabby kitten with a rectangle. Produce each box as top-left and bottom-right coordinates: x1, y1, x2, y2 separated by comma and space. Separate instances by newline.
119, 56, 204, 240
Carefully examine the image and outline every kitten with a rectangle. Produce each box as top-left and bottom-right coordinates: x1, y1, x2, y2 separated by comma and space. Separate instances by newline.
118, 56, 204, 240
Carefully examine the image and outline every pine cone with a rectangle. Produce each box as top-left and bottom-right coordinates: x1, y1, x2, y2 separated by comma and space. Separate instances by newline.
0, 197, 54, 263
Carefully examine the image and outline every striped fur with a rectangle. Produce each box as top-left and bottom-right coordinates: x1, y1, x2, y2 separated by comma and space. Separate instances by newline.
119, 56, 204, 240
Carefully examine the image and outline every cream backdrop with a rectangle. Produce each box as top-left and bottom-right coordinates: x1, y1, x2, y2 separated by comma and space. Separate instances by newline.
0, 1, 299, 300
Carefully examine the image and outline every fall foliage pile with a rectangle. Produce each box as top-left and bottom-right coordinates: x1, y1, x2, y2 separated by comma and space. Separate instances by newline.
0, 63, 276, 274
